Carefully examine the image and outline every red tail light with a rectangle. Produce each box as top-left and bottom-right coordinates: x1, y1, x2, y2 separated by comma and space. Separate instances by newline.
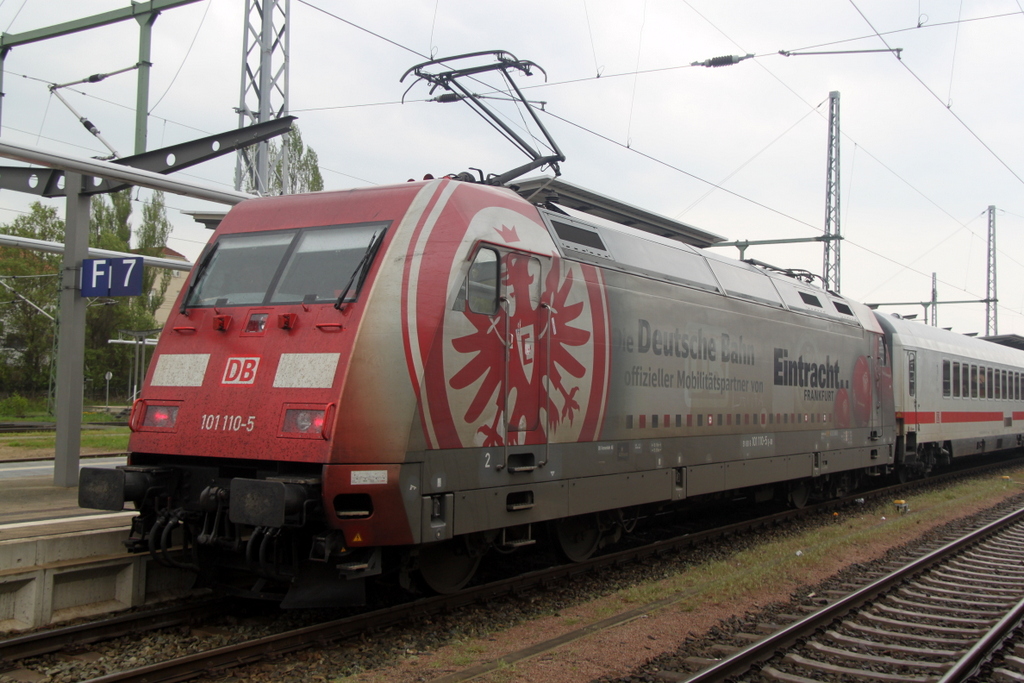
283, 408, 326, 435
142, 404, 180, 429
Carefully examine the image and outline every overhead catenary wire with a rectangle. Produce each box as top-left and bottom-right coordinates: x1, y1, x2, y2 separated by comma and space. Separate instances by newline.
149, 0, 213, 115
581, 0, 603, 78
3, 2, 1022, 328
624, 0, 648, 148
848, 0, 1024, 189
212, 4, 1024, 275
675, 99, 828, 219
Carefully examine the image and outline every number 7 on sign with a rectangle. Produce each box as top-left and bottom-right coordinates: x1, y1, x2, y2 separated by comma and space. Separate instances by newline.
108, 256, 144, 296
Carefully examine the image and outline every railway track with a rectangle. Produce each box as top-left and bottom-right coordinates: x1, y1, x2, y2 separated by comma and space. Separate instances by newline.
1, 459, 1019, 683
0, 599, 228, 663
660, 501, 1024, 682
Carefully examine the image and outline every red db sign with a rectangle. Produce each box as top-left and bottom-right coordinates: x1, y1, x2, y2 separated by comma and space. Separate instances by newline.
223, 357, 260, 384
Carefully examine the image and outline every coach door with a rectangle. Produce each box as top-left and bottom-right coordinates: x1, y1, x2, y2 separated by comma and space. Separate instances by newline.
906, 350, 918, 433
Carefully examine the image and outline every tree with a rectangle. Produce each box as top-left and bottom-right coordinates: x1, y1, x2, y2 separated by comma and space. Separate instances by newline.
0, 190, 173, 402
85, 189, 171, 398
245, 125, 324, 195
135, 191, 173, 317
0, 203, 63, 393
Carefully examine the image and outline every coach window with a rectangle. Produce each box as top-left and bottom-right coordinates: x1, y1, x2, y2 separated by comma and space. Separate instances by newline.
952, 362, 961, 397
963, 364, 970, 399
465, 248, 499, 315
942, 360, 951, 397
987, 368, 994, 399
1017, 372, 1021, 400
971, 365, 978, 398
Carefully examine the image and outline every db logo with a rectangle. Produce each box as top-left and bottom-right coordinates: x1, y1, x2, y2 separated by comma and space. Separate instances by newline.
223, 357, 260, 384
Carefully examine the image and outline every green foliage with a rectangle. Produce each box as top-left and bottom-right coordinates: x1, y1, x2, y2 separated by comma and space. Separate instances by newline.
0, 203, 62, 392
85, 190, 167, 396
0, 192, 172, 399
245, 125, 324, 195
0, 393, 31, 417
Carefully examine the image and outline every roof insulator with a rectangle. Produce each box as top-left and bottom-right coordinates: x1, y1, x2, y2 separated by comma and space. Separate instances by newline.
433, 93, 464, 103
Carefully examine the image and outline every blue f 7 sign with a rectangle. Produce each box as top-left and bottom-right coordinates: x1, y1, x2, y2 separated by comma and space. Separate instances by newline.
80, 257, 145, 297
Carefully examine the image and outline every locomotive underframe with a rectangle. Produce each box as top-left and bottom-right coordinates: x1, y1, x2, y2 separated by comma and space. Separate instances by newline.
84, 423, 898, 605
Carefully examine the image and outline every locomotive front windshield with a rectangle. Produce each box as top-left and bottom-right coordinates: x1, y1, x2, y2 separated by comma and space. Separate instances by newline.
184, 221, 389, 308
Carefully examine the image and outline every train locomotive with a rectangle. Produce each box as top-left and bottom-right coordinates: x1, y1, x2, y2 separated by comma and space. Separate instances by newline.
77, 173, 1024, 606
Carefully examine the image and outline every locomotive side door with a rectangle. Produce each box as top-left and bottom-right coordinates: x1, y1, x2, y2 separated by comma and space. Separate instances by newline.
498, 250, 550, 456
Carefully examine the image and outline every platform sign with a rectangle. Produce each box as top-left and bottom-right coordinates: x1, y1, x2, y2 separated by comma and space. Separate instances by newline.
80, 257, 144, 297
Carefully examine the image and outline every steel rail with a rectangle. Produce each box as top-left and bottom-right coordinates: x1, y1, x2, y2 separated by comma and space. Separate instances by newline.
683, 502, 1024, 682
938, 591, 1024, 681
0, 599, 226, 664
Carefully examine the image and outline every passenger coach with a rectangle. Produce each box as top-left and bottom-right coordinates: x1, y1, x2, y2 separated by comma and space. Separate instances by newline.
881, 315, 1024, 478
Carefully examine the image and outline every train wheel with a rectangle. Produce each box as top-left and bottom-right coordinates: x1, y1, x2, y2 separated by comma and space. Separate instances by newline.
553, 514, 601, 562
789, 480, 810, 509
418, 539, 481, 594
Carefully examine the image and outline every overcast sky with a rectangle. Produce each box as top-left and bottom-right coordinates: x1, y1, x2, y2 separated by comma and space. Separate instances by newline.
0, 0, 1021, 337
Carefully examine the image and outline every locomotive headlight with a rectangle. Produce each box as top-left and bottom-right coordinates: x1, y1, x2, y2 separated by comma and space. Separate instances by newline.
138, 403, 180, 430
282, 407, 327, 436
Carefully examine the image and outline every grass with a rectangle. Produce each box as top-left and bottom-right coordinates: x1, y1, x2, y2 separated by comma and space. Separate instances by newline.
0, 411, 129, 424
1, 428, 130, 452
449, 641, 487, 667
609, 467, 1024, 612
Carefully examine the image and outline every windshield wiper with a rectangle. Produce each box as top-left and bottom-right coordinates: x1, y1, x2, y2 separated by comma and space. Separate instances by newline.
179, 242, 219, 316
335, 230, 386, 310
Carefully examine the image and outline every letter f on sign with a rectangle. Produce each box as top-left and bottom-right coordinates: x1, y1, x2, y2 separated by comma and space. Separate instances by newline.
91, 260, 107, 290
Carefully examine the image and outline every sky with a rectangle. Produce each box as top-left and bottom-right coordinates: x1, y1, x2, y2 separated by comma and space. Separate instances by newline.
0, 0, 1021, 337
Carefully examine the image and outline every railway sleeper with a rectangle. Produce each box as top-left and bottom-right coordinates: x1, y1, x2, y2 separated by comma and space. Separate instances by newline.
805, 639, 953, 671
930, 568, 1024, 590
897, 589, 1007, 610
842, 620, 976, 647
824, 629, 966, 657
780, 652, 937, 682
920, 575, 1024, 596
873, 601, 996, 626
951, 557, 1024, 575
941, 563, 1024, 580
899, 587, 1011, 610
859, 610, 988, 635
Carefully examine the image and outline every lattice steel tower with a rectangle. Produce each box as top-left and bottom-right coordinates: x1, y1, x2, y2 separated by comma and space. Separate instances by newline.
986, 205, 997, 336
234, 0, 290, 194
823, 91, 841, 292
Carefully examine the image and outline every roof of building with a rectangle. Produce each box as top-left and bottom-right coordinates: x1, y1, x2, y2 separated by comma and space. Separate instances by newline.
983, 334, 1024, 351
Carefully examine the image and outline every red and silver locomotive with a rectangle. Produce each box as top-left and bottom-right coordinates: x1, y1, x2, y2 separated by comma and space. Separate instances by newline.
74, 175, 886, 604
79, 53, 1024, 606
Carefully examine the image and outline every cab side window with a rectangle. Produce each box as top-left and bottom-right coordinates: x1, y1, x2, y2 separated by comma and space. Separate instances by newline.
466, 248, 499, 315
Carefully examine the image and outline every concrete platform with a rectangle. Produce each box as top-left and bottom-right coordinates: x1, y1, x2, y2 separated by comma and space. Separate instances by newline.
0, 475, 103, 528
0, 461, 195, 633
